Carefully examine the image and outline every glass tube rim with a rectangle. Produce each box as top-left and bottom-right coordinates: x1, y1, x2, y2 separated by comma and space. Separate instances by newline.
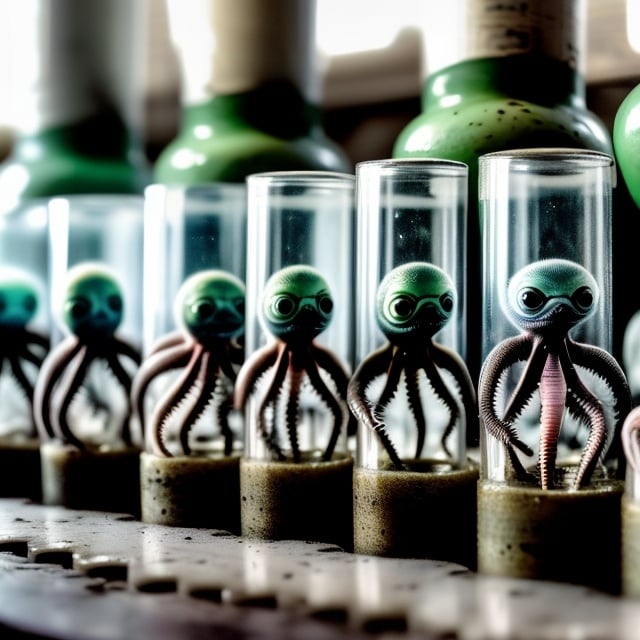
356, 157, 468, 178
479, 147, 615, 171
246, 170, 355, 188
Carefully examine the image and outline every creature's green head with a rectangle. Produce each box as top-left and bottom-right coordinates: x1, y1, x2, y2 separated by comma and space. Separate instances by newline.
175, 270, 245, 343
376, 262, 456, 342
0, 268, 40, 329
261, 265, 333, 343
506, 258, 599, 335
62, 263, 124, 339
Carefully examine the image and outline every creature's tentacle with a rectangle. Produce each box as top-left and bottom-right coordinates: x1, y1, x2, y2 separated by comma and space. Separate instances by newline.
403, 363, 428, 459
559, 345, 608, 488
567, 338, 632, 475
310, 343, 356, 437
347, 344, 404, 467
178, 352, 218, 455
114, 338, 142, 366
285, 361, 303, 462
622, 406, 640, 473
105, 347, 139, 447
478, 335, 535, 457
430, 342, 478, 457
23, 330, 50, 357
149, 347, 204, 456
500, 337, 549, 424
301, 348, 346, 461
233, 345, 279, 410
538, 351, 566, 490
130, 342, 194, 436
147, 331, 185, 356
219, 343, 241, 382
255, 345, 290, 460
53, 348, 95, 449
8, 356, 38, 437
33, 339, 84, 440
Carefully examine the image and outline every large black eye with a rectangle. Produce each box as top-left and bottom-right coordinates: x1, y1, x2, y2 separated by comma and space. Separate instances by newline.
318, 294, 333, 315
23, 293, 37, 314
234, 298, 245, 316
388, 294, 415, 321
108, 294, 123, 313
67, 296, 91, 319
270, 294, 297, 320
194, 299, 216, 321
439, 292, 454, 313
518, 287, 546, 312
571, 286, 594, 312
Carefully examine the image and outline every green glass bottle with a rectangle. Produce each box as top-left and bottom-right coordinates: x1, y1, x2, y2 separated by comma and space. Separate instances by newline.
154, 0, 350, 184
0, 0, 149, 207
393, 0, 612, 445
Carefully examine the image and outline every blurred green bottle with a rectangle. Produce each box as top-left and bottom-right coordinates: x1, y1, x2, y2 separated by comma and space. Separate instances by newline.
154, 0, 350, 185
393, 0, 612, 444
0, 0, 150, 209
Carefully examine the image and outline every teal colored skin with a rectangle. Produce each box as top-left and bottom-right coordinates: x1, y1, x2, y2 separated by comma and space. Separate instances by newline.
154, 87, 351, 185
347, 262, 477, 469
131, 270, 246, 458
235, 265, 351, 462
478, 259, 630, 490
0, 271, 49, 436
0, 111, 149, 206
33, 264, 141, 450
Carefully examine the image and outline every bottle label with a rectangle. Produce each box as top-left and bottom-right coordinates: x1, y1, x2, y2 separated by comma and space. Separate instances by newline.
466, 0, 581, 68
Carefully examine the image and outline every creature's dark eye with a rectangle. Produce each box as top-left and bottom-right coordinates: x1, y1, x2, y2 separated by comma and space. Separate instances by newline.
439, 292, 454, 313
317, 295, 333, 316
388, 295, 415, 321
67, 296, 91, 319
194, 300, 215, 320
234, 298, 245, 316
108, 295, 123, 313
518, 287, 546, 312
23, 294, 37, 314
271, 294, 297, 320
571, 286, 594, 311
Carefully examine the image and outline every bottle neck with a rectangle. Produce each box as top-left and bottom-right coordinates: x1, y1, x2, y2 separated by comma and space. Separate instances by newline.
423, 54, 586, 109
423, 0, 585, 77
181, 81, 322, 138
168, 0, 320, 108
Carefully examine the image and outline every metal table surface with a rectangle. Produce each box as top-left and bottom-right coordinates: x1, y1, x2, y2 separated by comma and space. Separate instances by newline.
0, 497, 639, 639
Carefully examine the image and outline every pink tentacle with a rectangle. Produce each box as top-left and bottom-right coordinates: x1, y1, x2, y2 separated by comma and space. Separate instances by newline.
538, 352, 566, 489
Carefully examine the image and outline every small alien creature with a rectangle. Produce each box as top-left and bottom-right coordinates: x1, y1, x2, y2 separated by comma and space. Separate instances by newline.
479, 258, 630, 490
234, 264, 351, 462
131, 270, 245, 457
347, 261, 477, 470
0, 268, 49, 436
33, 263, 141, 449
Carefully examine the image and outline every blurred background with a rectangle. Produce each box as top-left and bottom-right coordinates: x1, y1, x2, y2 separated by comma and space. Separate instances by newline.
0, 0, 634, 169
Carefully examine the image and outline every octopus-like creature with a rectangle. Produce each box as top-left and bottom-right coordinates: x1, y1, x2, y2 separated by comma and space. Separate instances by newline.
33, 263, 141, 449
130, 270, 245, 457
234, 264, 351, 462
479, 258, 630, 490
0, 268, 49, 436
347, 261, 477, 470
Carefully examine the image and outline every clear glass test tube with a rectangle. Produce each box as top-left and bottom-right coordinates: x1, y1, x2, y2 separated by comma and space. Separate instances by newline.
479, 148, 617, 484
477, 148, 627, 594
351, 158, 477, 566
354, 158, 470, 469
142, 183, 247, 354
240, 170, 355, 549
